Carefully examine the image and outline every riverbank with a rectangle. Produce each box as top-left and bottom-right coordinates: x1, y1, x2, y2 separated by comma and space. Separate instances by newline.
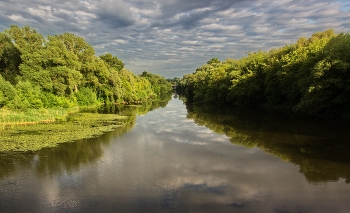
0, 95, 172, 152
0, 112, 130, 152
0, 108, 75, 129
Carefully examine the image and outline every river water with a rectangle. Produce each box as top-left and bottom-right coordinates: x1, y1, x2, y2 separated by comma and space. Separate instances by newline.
1, 96, 350, 213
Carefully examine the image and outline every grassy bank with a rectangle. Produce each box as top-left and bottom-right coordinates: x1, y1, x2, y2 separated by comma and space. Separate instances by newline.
0, 111, 130, 152
0, 107, 80, 130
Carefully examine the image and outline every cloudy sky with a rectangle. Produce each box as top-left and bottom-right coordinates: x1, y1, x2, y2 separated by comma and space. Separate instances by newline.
0, 0, 349, 78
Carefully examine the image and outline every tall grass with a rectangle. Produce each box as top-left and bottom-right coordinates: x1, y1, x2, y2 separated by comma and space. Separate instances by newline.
0, 107, 79, 130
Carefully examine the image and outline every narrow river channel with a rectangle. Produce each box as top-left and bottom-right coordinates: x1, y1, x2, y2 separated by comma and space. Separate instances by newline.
1, 96, 350, 213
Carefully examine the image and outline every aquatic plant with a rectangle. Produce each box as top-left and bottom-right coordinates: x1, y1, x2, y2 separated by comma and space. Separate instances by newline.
0, 112, 130, 152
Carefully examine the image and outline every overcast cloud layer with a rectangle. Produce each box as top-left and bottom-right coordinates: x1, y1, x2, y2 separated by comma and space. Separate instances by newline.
0, 0, 349, 78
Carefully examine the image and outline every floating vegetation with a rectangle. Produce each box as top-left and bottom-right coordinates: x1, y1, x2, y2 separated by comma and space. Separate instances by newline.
0, 94, 171, 152
0, 112, 130, 152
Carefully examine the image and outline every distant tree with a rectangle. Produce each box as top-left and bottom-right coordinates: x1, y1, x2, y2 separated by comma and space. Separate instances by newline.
140, 71, 172, 98
166, 77, 180, 85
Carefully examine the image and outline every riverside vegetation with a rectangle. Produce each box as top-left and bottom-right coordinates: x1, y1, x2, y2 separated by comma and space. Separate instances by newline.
177, 29, 350, 117
0, 25, 172, 152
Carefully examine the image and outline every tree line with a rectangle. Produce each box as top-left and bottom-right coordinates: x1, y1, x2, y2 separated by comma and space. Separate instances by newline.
0, 25, 172, 111
177, 29, 350, 117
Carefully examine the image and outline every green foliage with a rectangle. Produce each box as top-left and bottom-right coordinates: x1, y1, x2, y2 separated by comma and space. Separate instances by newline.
294, 32, 350, 116
100, 53, 124, 71
0, 108, 73, 126
179, 29, 350, 117
0, 95, 171, 152
54, 32, 95, 63
0, 112, 129, 152
178, 58, 233, 104
0, 25, 170, 114
5, 25, 45, 55
0, 33, 21, 84
40, 92, 77, 108
0, 75, 16, 107
167, 77, 180, 85
0, 24, 173, 153
140, 71, 173, 98
75, 87, 98, 106
6, 81, 43, 110
226, 51, 268, 105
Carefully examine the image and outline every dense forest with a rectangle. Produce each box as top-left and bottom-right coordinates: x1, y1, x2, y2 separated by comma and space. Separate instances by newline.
177, 29, 350, 117
0, 25, 172, 112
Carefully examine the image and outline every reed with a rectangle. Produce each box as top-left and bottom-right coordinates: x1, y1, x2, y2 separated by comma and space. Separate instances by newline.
0, 107, 79, 130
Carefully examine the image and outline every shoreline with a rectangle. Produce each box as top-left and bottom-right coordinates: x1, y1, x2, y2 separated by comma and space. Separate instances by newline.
0, 112, 131, 152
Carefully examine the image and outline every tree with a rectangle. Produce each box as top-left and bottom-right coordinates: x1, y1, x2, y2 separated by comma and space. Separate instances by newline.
0, 74, 16, 107
5, 25, 45, 55
54, 33, 95, 63
7, 81, 43, 110
178, 29, 350, 117
141, 71, 173, 97
0, 33, 21, 84
5, 26, 51, 89
207, 57, 220, 65
0, 25, 171, 110
100, 53, 124, 71
295, 32, 350, 116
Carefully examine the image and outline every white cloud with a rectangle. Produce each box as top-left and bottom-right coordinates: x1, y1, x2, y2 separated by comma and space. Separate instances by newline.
0, 0, 349, 78
8, 14, 25, 21
205, 37, 227, 43
112, 39, 128, 44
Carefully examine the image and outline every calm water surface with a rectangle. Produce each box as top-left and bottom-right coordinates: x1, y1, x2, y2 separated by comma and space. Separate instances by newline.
1, 96, 350, 213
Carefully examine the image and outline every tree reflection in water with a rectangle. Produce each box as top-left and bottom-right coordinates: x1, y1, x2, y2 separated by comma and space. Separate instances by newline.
0, 95, 172, 179
186, 104, 350, 183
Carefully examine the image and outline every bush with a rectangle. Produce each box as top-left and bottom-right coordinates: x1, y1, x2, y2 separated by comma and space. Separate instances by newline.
75, 87, 98, 106
0, 74, 16, 107
40, 92, 76, 108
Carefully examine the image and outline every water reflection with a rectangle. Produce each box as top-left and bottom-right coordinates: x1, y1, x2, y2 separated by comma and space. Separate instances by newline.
98, 94, 171, 115
0, 96, 171, 180
34, 122, 135, 177
1, 96, 350, 213
186, 104, 350, 183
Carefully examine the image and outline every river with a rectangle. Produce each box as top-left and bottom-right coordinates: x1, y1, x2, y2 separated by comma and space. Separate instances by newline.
1, 95, 350, 213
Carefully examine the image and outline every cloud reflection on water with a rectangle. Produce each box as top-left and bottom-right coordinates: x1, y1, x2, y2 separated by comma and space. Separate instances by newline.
1, 97, 350, 213
75, 97, 350, 212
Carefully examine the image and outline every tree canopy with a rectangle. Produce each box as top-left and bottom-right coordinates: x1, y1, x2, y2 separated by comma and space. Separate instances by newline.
178, 29, 350, 117
0, 25, 172, 111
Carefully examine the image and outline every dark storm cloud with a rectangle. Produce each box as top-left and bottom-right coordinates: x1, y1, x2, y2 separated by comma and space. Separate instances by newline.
0, 0, 349, 78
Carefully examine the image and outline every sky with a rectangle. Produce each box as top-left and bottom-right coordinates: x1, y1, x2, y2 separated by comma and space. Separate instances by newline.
0, 0, 349, 78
